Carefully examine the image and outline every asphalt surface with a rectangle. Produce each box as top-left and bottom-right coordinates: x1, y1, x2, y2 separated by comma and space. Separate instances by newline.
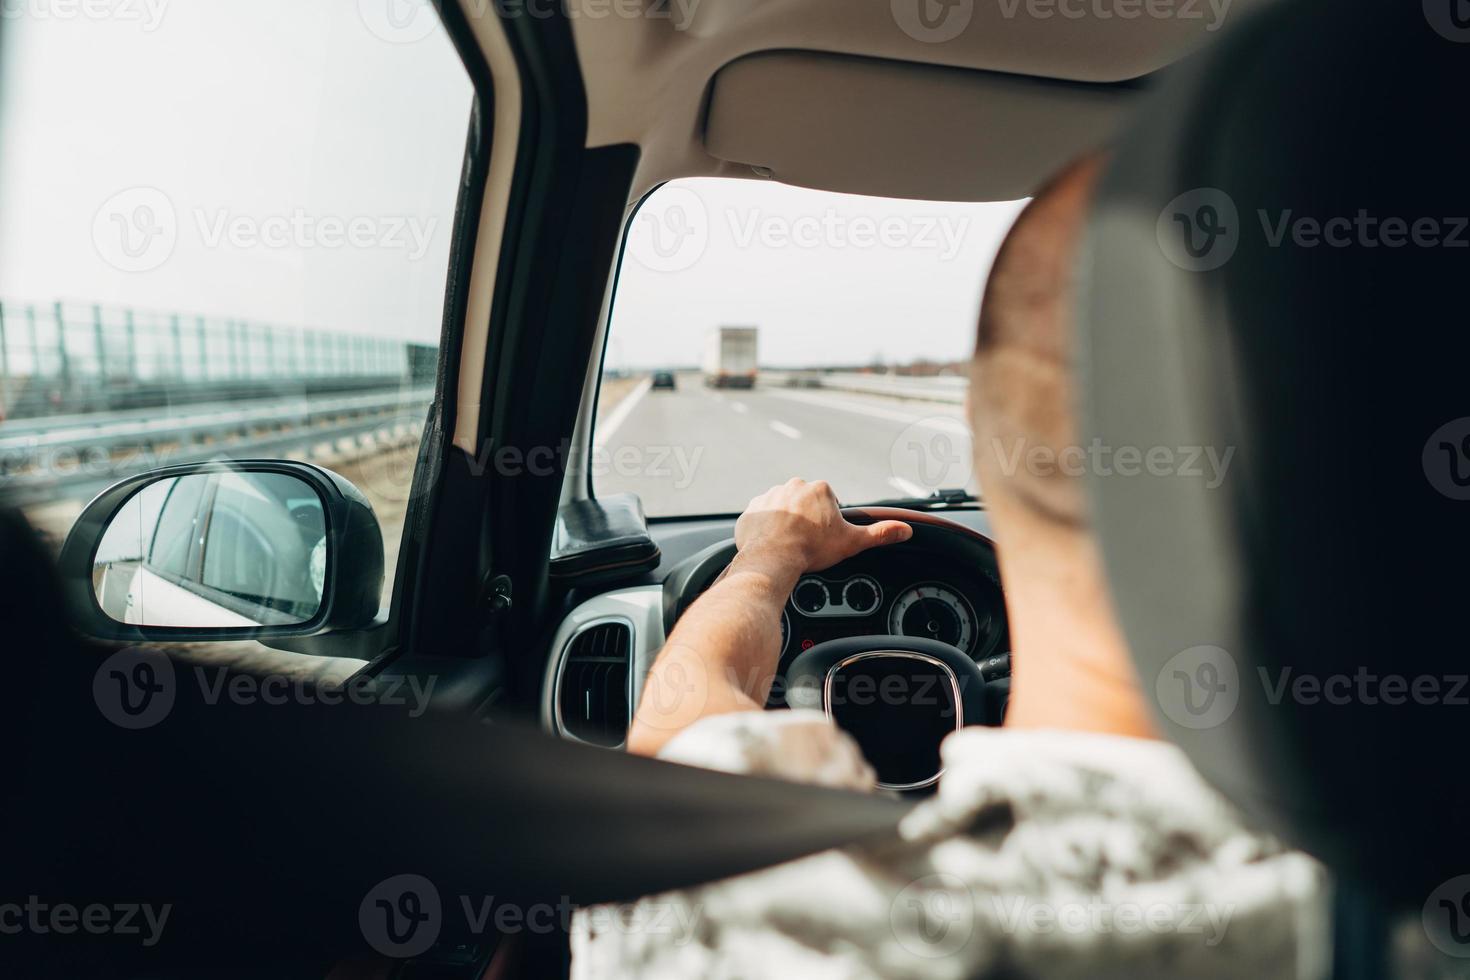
595, 377, 976, 516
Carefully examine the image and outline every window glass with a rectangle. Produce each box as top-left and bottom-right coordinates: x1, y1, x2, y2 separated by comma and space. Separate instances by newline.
596, 178, 1027, 517
201, 508, 275, 599
0, 1, 473, 610
148, 475, 205, 579
200, 472, 322, 617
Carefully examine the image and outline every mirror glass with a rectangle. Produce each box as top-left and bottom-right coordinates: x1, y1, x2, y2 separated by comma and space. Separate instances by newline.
93, 472, 327, 628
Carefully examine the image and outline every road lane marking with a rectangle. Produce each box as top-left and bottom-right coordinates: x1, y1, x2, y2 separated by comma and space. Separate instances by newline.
889, 476, 929, 498
594, 377, 652, 449
769, 421, 801, 440
730, 402, 748, 414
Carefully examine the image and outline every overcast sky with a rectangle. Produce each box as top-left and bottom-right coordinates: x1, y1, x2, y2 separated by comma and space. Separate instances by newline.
0, 1, 473, 342
0, 2, 1025, 365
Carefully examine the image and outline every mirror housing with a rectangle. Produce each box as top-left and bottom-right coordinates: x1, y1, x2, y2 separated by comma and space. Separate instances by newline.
58, 460, 384, 644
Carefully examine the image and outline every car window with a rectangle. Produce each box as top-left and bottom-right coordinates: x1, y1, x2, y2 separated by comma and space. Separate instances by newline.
0, 1, 474, 614
199, 472, 321, 618
595, 178, 1028, 517
201, 507, 275, 598
147, 475, 206, 579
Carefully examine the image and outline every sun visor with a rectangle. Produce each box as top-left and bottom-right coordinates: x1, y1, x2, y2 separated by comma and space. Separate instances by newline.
705, 51, 1134, 203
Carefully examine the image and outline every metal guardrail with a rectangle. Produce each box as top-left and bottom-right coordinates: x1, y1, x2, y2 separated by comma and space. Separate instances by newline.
1, 385, 434, 505
1, 386, 434, 449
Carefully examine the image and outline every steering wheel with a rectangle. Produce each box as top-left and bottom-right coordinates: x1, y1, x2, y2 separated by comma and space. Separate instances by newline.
785, 633, 989, 791
662, 507, 1004, 793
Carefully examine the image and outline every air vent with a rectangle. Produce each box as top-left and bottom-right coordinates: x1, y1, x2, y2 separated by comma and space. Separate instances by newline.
557, 619, 632, 748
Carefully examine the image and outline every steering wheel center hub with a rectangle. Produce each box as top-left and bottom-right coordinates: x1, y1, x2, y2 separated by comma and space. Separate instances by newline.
786, 635, 988, 792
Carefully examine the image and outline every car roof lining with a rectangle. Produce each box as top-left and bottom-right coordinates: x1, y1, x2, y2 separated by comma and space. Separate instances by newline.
567, 0, 1271, 203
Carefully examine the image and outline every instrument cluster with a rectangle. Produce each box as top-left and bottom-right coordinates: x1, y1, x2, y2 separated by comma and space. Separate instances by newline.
776, 553, 1004, 667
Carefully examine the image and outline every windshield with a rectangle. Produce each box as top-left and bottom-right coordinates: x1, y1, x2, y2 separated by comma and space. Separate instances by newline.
595, 178, 1026, 517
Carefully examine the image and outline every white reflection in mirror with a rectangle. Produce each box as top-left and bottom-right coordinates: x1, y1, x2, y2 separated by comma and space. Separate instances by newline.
93, 472, 326, 629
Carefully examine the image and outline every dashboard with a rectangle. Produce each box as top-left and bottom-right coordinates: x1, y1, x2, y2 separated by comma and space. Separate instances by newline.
543, 506, 1010, 742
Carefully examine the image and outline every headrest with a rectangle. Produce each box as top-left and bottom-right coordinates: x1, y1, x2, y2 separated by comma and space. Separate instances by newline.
1079, 0, 1470, 906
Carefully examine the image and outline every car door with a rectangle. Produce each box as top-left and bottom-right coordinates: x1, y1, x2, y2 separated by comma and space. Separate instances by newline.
0, 5, 913, 978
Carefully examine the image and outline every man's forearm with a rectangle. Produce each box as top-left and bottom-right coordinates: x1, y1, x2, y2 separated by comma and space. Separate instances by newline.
625, 478, 911, 757
626, 548, 799, 757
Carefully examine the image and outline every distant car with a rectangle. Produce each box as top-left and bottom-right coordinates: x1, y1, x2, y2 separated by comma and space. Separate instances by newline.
651, 371, 677, 391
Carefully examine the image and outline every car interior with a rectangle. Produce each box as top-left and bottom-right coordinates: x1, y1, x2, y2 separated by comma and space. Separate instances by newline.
3, 0, 1466, 977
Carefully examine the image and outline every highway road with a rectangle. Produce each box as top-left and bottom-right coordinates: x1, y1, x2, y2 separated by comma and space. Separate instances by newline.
13, 372, 976, 685
595, 376, 977, 516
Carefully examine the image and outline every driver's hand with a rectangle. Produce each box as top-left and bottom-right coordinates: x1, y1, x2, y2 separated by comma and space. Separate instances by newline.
735, 479, 912, 572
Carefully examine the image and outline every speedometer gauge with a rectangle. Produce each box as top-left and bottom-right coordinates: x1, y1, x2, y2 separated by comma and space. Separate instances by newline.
889, 584, 976, 653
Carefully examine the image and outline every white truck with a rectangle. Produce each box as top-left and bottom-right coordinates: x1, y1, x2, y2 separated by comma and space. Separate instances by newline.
702, 326, 759, 389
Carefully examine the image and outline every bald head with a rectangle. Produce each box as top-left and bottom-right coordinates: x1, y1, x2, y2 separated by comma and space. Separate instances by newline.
972, 155, 1105, 528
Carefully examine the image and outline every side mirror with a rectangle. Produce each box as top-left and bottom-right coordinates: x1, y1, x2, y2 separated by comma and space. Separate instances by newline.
58, 460, 383, 643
